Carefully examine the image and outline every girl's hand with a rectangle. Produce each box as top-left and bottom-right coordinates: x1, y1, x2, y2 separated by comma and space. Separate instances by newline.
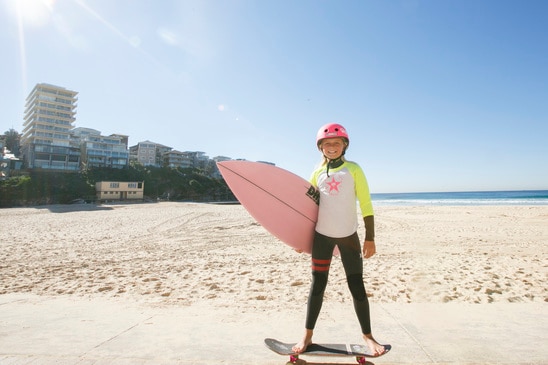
363, 240, 376, 259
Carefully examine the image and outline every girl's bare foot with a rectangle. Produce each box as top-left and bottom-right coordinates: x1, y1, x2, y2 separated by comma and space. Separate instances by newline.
363, 333, 386, 356
292, 329, 313, 354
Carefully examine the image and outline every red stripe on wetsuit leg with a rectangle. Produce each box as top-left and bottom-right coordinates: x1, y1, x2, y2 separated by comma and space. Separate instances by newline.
313, 258, 332, 264
312, 265, 330, 271
312, 258, 331, 272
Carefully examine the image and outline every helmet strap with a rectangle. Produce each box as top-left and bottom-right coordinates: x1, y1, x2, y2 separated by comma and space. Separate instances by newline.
325, 156, 344, 177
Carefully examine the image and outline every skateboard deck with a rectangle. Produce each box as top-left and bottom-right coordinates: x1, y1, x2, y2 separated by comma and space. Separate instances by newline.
264, 338, 391, 364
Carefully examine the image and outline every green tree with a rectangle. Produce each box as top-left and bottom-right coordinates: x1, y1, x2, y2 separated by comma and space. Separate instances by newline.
0, 176, 31, 207
2, 128, 21, 156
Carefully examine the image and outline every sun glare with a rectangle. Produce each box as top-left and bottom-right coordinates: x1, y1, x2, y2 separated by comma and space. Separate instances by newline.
8, 0, 56, 27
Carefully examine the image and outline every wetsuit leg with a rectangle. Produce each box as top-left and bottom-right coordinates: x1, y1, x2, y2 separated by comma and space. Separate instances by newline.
337, 233, 372, 334
305, 232, 335, 330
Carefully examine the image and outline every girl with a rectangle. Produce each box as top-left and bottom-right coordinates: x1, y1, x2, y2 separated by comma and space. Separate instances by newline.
293, 123, 387, 356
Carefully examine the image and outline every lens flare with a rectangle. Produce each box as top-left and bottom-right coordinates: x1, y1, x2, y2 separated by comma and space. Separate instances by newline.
9, 0, 55, 27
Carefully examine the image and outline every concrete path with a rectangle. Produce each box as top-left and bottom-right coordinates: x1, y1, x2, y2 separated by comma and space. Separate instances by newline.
0, 294, 546, 364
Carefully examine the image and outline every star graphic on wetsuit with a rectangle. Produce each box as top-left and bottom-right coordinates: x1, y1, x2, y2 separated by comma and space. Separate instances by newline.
327, 176, 341, 192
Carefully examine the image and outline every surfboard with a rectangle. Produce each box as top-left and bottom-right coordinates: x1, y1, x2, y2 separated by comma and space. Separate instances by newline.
217, 160, 319, 254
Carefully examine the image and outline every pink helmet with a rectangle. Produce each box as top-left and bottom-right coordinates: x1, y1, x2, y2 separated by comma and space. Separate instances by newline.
316, 123, 349, 148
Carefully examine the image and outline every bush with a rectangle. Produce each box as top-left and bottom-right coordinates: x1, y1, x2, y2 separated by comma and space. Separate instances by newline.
0, 166, 233, 207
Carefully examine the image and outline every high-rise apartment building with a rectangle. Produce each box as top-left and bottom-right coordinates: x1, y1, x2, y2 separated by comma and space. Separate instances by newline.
21, 83, 80, 170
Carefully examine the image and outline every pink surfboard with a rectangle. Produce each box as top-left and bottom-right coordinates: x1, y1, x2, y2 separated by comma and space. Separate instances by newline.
217, 160, 319, 254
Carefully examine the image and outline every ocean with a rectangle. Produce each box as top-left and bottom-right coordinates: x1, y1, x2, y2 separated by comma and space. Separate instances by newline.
371, 190, 548, 206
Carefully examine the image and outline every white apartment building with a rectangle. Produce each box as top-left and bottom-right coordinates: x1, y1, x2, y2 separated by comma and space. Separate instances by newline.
73, 128, 129, 169
129, 141, 172, 167
163, 150, 193, 168
20, 83, 80, 171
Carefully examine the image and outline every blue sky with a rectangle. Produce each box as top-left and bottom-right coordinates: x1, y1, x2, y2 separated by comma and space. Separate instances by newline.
1, 0, 546, 193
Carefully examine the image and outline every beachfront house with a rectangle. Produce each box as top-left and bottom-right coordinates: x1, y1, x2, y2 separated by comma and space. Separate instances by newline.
96, 181, 144, 202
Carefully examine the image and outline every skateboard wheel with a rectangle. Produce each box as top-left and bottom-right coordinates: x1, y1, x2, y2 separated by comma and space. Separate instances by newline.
289, 354, 299, 363
356, 356, 366, 364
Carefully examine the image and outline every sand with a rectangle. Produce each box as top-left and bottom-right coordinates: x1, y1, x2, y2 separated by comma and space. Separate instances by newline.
0, 202, 547, 364
1, 202, 546, 307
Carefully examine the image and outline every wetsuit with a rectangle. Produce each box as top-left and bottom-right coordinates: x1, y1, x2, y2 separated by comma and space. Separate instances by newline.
306, 158, 375, 335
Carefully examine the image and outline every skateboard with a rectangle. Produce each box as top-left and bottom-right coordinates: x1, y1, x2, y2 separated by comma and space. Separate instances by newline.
264, 338, 391, 364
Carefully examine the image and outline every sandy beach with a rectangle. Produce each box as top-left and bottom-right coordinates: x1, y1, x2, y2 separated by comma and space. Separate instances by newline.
2, 202, 546, 306
1, 202, 547, 364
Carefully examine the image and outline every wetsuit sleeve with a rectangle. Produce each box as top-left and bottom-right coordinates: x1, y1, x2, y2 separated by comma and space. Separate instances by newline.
352, 163, 375, 241
364, 215, 375, 241
352, 164, 374, 217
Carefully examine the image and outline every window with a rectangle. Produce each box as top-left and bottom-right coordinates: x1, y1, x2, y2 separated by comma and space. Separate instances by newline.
51, 155, 66, 162
110, 182, 119, 188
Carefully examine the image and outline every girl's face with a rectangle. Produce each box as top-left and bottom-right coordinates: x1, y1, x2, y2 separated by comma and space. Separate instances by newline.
320, 138, 345, 160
